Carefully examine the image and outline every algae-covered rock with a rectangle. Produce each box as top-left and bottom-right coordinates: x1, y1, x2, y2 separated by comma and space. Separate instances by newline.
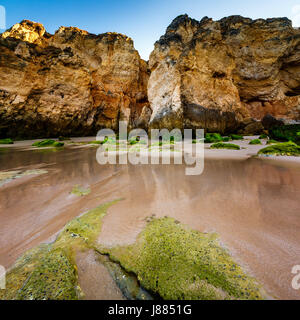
32, 140, 64, 148
210, 143, 240, 150
205, 133, 223, 143
269, 124, 300, 145
15, 247, 78, 300
230, 134, 244, 140
103, 217, 263, 300
249, 139, 262, 145
0, 169, 48, 187
0, 201, 118, 300
258, 141, 300, 156
0, 138, 14, 144
266, 139, 279, 144
0, 245, 78, 300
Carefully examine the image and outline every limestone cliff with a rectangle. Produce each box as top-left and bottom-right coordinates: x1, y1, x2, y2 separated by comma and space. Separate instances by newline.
148, 15, 300, 133
0, 20, 150, 138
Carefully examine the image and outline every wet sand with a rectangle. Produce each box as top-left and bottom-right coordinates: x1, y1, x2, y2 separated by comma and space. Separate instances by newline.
76, 250, 124, 300
0, 145, 300, 299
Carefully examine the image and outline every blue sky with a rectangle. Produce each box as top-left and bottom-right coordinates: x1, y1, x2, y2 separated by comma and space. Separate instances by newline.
0, 0, 300, 60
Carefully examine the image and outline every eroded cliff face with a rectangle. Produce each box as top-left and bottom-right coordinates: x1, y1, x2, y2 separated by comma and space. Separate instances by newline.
148, 15, 300, 133
1, 16, 300, 138
0, 20, 150, 138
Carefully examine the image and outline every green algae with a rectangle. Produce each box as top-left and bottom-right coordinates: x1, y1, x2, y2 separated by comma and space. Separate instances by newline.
222, 137, 231, 142
15, 247, 79, 300
210, 143, 240, 150
55, 201, 120, 251
269, 124, 300, 145
258, 141, 300, 156
267, 139, 279, 144
249, 139, 262, 145
70, 185, 91, 197
205, 133, 223, 143
0, 138, 14, 144
1, 201, 265, 301
0, 201, 119, 300
0, 169, 48, 187
32, 140, 64, 148
0, 244, 79, 300
230, 134, 244, 140
102, 217, 263, 300
87, 141, 103, 145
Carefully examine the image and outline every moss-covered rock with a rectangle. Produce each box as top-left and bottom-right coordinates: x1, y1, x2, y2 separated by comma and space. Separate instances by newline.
210, 143, 240, 150
102, 218, 263, 300
1, 201, 265, 301
222, 137, 231, 142
249, 139, 262, 145
0, 138, 14, 144
205, 133, 223, 143
0, 201, 118, 300
0, 244, 79, 300
269, 124, 300, 145
258, 141, 300, 156
230, 134, 244, 140
32, 140, 64, 148
266, 139, 279, 144
0, 169, 48, 187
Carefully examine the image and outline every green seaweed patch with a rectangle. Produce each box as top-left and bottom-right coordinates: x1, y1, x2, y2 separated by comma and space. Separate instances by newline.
55, 201, 119, 250
269, 124, 300, 145
15, 247, 79, 300
102, 218, 263, 300
205, 133, 223, 143
32, 140, 64, 148
249, 139, 262, 145
0, 169, 48, 187
0, 201, 119, 300
230, 134, 244, 140
0, 138, 14, 144
222, 137, 231, 142
258, 141, 300, 156
267, 139, 279, 144
71, 185, 91, 197
0, 244, 79, 300
210, 143, 240, 150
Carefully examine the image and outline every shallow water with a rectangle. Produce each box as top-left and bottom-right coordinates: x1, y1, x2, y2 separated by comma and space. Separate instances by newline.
0, 146, 300, 299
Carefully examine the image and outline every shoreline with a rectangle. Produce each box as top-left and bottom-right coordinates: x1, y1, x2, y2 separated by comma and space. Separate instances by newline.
1, 136, 300, 165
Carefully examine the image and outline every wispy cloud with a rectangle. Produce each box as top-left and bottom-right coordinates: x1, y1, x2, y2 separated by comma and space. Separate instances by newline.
292, 4, 300, 27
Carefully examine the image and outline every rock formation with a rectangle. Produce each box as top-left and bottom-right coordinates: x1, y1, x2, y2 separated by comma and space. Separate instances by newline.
1, 16, 300, 138
148, 15, 300, 134
0, 20, 150, 138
